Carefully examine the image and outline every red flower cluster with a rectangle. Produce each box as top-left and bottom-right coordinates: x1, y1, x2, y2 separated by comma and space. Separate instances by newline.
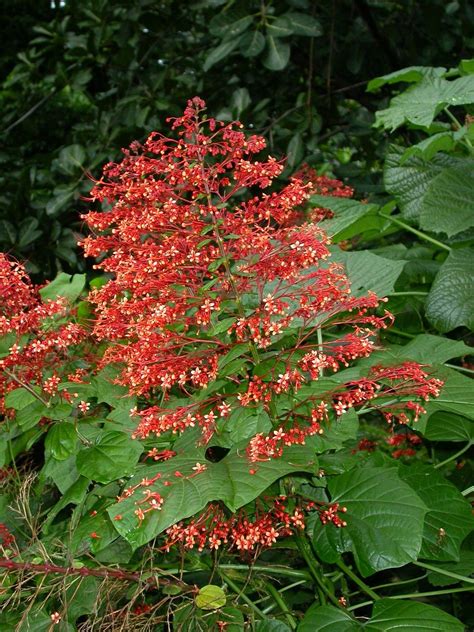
0, 254, 87, 414
80, 97, 441, 461
164, 497, 320, 553
293, 163, 354, 222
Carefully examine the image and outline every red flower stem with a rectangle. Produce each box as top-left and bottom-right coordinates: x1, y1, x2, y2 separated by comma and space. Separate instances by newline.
0, 558, 191, 590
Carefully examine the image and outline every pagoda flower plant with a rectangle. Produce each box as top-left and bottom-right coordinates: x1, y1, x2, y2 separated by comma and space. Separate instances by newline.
1, 98, 469, 632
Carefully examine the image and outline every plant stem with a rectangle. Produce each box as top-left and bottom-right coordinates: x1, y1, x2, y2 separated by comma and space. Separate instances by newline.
348, 586, 473, 611
433, 442, 472, 469
414, 560, 474, 584
444, 363, 474, 375
462, 485, 474, 496
335, 559, 380, 601
218, 564, 311, 581
295, 534, 341, 608
379, 212, 451, 252
317, 327, 324, 377
385, 327, 415, 339
264, 582, 298, 630
0, 558, 189, 589
219, 571, 265, 618
3, 369, 50, 407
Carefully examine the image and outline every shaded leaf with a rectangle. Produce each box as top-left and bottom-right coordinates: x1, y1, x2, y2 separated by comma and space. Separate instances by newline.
420, 165, 474, 237
298, 603, 361, 631
399, 463, 474, 561
76, 431, 143, 484
331, 249, 405, 297
108, 443, 316, 548
328, 467, 427, 576
368, 65, 446, 91
366, 598, 464, 631
426, 248, 474, 332
39, 272, 86, 303
263, 36, 290, 71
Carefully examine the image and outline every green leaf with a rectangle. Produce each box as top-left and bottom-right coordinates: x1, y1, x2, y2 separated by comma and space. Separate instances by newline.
368, 65, 446, 92
93, 365, 130, 405
401, 131, 456, 164
0, 219, 16, 244
76, 431, 143, 484
239, 30, 265, 57
285, 12, 322, 37
426, 552, 474, 585
394, 334, 472, 364
223, 407, 272, 442
45, 423, 78, 461
42, 476, 90, 533
45, 184, 76, 216
267, 16, 293, 38
17, 217, 42, 248
4, 388, 38, 410
108, 443, 316, 548
57, 144, 86, 176
39, 272, 86, 303
425, 248, 474, 332
420, 368, 474, 429
16, 400, 49, 430
195, 584, 226, 610
255, 621, 292, 632
398, 463, 474, 561
287, 133, 303, 169
419, 165, 474, 237
375, 76, 474, 131
209, 13, 252, 38
312, 196, 378, 242
298, 604, 361, 631
203, 38, 241, 72
328, 467, 427, 576
423, 411, 474, 442
330, 249, 405, 297
263, 36, 290, 71
384, 144, 461, 220
64, 576, 101, 623
366, 598, 464, 631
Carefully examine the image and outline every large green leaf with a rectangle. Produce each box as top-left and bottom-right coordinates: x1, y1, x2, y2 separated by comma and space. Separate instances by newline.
419, 164, 474, 236
425, 248, 474, 332
263, 36, 290, 71
239, 30, 265, 57
392, 334, 472, 364
365, 598, 464, 631
375, 76, 474, 131
328, 467, 427, 576
45, 422, 78, 461
331, 249, 405, 297
400, 131, 456, 164
368, 66, 446, 92
4, 387, 39, 410
419, 368, 474, 431
298, 603, 361, 631
426, 551, 474, 586
284, 12, 322, 37
422, 411, 474, 442
108, 443, 317, 548
384, 145, 461, 220
76, 431, 143, 484
203, 38, 241, 72
311, 196, 378, 242
399, 463, 474, 561
39, 272, 86, 303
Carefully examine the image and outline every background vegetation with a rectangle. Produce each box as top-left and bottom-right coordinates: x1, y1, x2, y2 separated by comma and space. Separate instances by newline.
0, 1, 473, 630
